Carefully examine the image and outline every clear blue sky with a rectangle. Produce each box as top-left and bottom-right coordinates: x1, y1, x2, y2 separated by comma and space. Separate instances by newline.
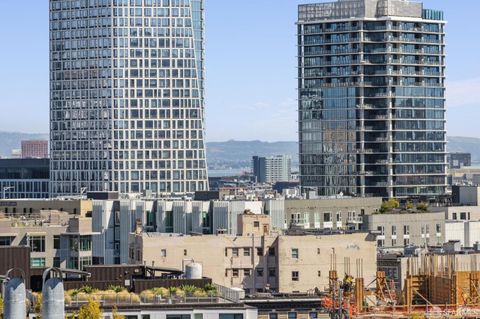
0, 0, 479, 142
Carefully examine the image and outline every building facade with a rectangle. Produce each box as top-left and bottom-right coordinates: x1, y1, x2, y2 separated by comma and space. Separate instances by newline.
362, 211, 445, 248
298, 0, 447, 198
252, 155, 291, 184
129, 231, 377, 294
0, 159, 50, 199
21, 140, 49, 159
49, 0, 208, 197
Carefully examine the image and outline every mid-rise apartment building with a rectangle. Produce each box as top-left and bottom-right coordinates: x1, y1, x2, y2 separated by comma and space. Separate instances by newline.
252, 155, 291, 184
21, 140, 48, 159
298, 0, 447, 198
129, 224, 377, 293
49, 0, 208, 196
362, 211, 445, 248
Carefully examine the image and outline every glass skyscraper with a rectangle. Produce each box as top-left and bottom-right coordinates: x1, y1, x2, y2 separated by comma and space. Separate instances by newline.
298, 0, 446, 198
50, 0, 208, 196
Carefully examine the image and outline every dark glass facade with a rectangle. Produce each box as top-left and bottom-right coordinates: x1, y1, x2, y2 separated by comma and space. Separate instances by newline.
298, 0, 447, 198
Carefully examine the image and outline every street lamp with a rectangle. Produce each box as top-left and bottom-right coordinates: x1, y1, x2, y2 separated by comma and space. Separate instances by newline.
2, 186, 14, 199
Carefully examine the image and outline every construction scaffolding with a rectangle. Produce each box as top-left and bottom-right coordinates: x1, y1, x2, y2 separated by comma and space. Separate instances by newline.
323, 253, 480, 319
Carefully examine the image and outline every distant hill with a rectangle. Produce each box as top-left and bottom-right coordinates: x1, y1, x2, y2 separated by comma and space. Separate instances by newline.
0, 132, 479, 165
0, 132, 48, 157
206, 140, 298, 164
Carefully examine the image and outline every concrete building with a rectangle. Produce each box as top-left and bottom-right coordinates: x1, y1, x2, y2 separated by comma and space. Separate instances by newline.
130, 232, 376, 294
21, 140, 48, 159
362, 211, 445, 248
49, 0, 209, 196
444, 220, 480, 247
444, 205, 480, 222
0, 198, 92, 216
129, 214, 377, 293
298, 0, 447, 198
252, 155, 291, 184
0, 158, 50, 199
452, 185, 480, 206
0, 209, 93, 270
284, 197, 382, 230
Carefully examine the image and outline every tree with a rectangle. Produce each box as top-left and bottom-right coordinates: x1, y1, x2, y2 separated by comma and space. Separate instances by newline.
112, 306, 125, 319
416, 202, 429, 212
78, 299, 102, 319
33, 292, 42, 319
0, 296, 3, 319
379, 198, 400, 213
406, 200, 414, 210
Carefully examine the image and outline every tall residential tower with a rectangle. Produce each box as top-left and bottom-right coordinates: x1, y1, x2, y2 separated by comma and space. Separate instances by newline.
298, 0, 446, 198
50, 0, 208, 196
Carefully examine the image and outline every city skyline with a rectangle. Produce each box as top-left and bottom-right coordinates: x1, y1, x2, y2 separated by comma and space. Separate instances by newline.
0, 0, 479, 142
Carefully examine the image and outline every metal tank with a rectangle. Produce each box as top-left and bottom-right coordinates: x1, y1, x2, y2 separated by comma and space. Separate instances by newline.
42, 276, 65, 319
3, 277, 26, 319
185, 262, 203, 279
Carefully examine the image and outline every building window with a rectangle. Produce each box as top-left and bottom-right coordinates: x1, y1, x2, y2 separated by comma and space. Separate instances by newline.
232, 269, 239, 277
288, 312, 297, 319
256, 268, 264, 277
31, 257, 46, 267
79, 236, 91, 251
392, 226, 397, 236
232, 248, 239, 257
404, 225, 410, 235
377, 226, 385, 235
254, 221, 260, 227
377, 240, 384, 247
143, 315, 152, 319
292, 271, 299, 281
436, 224, 441, 233
318, 270, 321, 277
257, 247, 263, 256
404, 238, 410, 246
317, 248, 320, 254
219, 315, 243, 319
323, 213, 331, 222
30, 236, 45, 252
309, 312, 318, 319
392, 239, 397, 247
452, 212, 457, 220
194, 314, 203, 319
460, 212, 467, 220
268, 247, 275, 256
53, 257, 61, 268
167, 315, 191, 319
184, 249, 188, 256
268, 268, 276, 277
69, 257, 79, 269
291, 248, 299, 259
269, 313, 278, 319
244, 269, 251, 277
79, 257, 92, 271
161, 249, 167, 257
0, 236, 14, 246
53, 235, 60, 249
243, 248, 251, 256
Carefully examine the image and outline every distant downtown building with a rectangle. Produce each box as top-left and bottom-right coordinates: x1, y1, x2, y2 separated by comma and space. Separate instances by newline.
297, 0, 447, 198
49, 0, 208, 197
252, 155, 291, 184
21, 140, 48, 159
